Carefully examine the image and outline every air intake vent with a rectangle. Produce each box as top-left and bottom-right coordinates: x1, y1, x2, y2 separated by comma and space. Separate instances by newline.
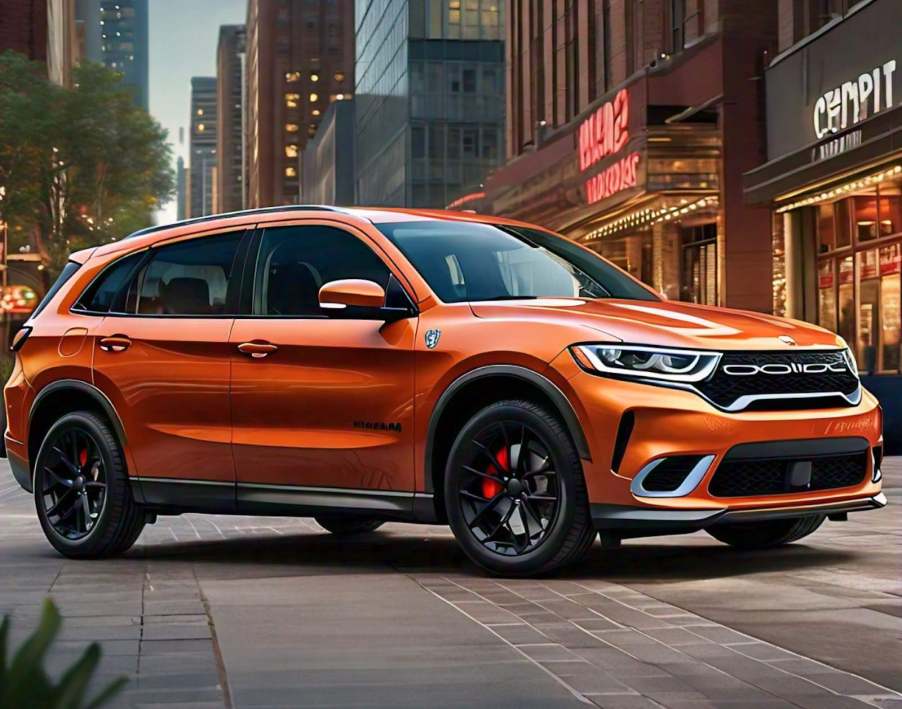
631, 455, 714, 498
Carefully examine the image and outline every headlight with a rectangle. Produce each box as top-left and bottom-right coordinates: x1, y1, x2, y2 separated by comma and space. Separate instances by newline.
573, 345, 721, 383
843, 347, 859, 378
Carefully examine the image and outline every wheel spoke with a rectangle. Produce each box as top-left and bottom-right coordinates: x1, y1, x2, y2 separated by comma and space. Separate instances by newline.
484, 503, 516, 542
83, 481, 106, 489
467, 492, 505, 530
45, 489, 75, 517
473, 440, 507, 475
461, 464, 503, 483
459, 489, 488, 502
51, 448, 80, 476
43, 466, 74, 489
527, 494, 557, 503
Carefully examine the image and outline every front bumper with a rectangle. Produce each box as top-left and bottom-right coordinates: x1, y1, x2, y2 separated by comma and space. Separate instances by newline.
552, 359, 884, 520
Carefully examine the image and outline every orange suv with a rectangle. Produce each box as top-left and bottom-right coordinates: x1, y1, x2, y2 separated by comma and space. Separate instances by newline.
2, 207, 885, 575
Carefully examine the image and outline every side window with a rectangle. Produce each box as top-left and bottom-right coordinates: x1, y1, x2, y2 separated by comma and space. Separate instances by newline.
133, 232, 243, 316
254, 226, 391, 317
74, 252, 145, 314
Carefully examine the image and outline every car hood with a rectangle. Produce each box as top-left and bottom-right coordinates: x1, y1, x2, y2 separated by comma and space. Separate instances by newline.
469, 298, 845, 351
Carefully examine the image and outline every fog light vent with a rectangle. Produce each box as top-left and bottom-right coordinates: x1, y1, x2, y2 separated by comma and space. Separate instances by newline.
873, 445, 883, 483
632, 455, 715, 498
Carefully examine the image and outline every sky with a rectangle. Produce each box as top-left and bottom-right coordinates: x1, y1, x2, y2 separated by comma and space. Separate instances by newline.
148, 0, 247, 224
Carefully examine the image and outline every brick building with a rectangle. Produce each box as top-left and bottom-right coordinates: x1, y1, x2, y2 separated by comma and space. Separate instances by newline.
245, 0, 355, 208
0, 0, 48, 63
485, 0, 778, 312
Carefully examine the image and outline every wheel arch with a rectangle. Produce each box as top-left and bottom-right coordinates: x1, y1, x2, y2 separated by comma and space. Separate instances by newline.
28, 380, 127, 485
425, 365, 591, 521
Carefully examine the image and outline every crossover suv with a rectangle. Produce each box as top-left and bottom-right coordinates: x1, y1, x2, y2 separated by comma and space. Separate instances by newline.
2, 207, 886, 575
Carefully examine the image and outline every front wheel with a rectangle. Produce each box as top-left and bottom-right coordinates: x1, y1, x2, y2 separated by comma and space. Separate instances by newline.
706, 515, 825, 549
33, 411, 145, 558
444, 400, 594, 577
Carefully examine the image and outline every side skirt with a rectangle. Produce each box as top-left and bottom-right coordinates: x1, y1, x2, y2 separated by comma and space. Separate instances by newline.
130, 476, 438, 522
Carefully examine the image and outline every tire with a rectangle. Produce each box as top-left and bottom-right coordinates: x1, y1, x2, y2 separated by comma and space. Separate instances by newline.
444, 399, 594, 577
315, 515, 384, 536
33, 411, 145, 558
706, 515, 825, 550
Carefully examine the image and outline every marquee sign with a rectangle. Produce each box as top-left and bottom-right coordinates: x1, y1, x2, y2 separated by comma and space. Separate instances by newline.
577, 89, 641, 205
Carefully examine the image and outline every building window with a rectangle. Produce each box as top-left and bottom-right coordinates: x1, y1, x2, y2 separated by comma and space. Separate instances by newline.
285, 71, 301, 82
680, 223, 718, 305
309, 92, 319, 102
285, 166, 297, 178
670, 0, 686, 51
310, 73, 319, 82
285, 123, 300, 133
285, 93, 300, 108
285, 145, 298, 158
334, 71, 345, 82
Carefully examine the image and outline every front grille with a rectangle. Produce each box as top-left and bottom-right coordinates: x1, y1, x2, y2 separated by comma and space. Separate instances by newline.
695, 350, 859, 411
709, 452, 867, 497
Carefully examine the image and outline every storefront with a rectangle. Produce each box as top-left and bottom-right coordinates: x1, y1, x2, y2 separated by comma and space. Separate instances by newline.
483, 35, 773, 312
744, 0, 902, 445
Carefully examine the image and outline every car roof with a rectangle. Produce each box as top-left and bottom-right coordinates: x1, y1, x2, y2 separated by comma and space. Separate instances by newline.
88, 206, 555, 260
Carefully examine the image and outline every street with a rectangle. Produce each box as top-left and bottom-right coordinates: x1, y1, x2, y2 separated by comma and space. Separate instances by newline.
0, 459, 900, 709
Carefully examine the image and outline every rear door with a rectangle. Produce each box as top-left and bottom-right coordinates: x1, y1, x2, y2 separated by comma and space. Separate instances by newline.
89, 228, 249, 507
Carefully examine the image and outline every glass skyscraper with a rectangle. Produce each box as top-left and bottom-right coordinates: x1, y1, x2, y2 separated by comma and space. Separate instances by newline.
354, 0, 504, 207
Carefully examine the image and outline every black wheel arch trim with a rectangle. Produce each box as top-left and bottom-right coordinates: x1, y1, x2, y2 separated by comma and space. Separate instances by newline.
29, 380, 127, 466
424, 364, 591, 494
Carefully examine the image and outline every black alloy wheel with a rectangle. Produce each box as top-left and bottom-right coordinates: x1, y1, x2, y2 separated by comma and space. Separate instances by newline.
38, 426, 107, 540
34, 411, 146, 558
445, 400, 595, 576
457, 420, 561, 556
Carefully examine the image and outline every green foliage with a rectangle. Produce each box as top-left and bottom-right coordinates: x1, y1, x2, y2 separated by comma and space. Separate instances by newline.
0, 50, 175, 275
0, 599, 127, 708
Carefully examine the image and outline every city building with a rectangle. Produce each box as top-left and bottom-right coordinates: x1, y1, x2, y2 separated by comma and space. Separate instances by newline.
176, 156, 188, 221
354, 0, 505, 207
300, 99, 355, 205
245, 0, 355, 208
217, 25, 246, 214
75, 0, 149, 110
483, 0, 775, 312
744, 0, 901, 440
189, 76, 218, 219
0, 0, 47, 62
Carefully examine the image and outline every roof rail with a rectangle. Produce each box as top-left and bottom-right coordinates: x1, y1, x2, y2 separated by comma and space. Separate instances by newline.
124, 205, 349, 240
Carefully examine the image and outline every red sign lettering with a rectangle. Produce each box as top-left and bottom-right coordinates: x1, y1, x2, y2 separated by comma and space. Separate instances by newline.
578, 89, 630, 172
584, 152, 641, 205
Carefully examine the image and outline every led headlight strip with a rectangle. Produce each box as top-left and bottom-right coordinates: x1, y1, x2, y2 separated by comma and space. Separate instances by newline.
573, 345, 722, 383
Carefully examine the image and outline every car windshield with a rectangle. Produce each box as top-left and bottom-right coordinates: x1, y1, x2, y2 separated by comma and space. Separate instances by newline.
375, 220, 658, 303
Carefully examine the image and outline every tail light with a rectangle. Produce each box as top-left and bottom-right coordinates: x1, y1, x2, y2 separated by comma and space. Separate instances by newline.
10, 326, 32, 352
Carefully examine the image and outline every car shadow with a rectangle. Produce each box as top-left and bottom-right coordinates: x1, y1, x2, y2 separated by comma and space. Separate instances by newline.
126, 523, 858, 582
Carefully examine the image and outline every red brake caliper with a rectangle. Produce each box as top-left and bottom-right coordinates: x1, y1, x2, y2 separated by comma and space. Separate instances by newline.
483, 446, 507, 499
79, 448, 88, 468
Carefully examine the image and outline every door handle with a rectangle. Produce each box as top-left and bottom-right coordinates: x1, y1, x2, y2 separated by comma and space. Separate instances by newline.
99, 335, 131, 353
237, 341, 278, 359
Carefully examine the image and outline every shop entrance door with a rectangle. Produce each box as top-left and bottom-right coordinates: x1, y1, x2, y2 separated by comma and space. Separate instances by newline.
680, 223, 718, 305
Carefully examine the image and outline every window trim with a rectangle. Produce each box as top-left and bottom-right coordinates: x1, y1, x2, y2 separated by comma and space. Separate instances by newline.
244, 222, 419, 321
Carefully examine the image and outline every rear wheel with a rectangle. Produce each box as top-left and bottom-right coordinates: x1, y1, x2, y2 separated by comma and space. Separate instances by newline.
444, 400, 594, 577
33, 411, 145, 558
315, 515, 384, 536
706, 515, 825, 549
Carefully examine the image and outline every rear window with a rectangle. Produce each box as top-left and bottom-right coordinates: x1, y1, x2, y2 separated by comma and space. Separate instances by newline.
31, 261, 81, 318
74, 251, 146, 314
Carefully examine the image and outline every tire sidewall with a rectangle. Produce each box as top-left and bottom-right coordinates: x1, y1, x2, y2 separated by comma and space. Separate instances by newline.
444, 402, 583, 575
33, 411, 125, 555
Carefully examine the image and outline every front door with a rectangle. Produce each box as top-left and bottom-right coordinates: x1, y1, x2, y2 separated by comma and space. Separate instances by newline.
91, 229, 246, 503
230, 221, 417, 509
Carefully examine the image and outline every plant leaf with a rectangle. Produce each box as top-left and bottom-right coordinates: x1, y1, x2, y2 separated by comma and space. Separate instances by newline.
84, 676, 128, 709
53, 641, 100, 709
5, 599, 60, 701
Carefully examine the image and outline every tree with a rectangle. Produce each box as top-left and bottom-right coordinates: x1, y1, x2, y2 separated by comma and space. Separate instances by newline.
0, 51, 175, 274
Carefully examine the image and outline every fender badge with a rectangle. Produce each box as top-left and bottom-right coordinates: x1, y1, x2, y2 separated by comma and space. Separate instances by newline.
778, 335, 797, 346
425, 329, 442, 349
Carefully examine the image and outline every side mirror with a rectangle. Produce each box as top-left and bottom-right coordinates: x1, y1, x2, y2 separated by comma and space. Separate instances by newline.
319, 279, 386, 310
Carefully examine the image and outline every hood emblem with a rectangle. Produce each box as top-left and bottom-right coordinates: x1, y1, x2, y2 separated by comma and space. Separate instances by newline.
778, 335, 797, 346
425, 329, 442, 349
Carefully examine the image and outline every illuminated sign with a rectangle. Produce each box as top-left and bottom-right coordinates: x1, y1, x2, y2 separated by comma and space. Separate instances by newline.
578, 89, 641, 205
813, 59, 896, 139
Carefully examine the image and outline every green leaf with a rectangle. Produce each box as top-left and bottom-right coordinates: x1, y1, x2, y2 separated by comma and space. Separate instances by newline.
4, 599, 61, 700
53, 641, 100, 709
83, 676, 128, 709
